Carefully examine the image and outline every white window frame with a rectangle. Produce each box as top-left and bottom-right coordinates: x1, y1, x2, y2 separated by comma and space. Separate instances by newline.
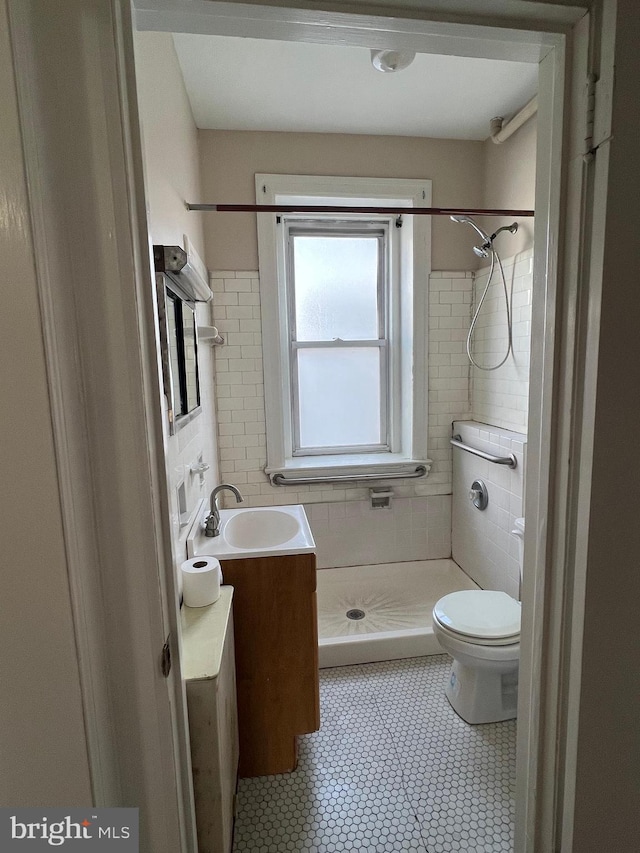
287, 219, 392, 456
256, 174, 431, 480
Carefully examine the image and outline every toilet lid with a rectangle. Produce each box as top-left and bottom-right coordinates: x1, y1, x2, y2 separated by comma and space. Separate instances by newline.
433, 590, 521, 640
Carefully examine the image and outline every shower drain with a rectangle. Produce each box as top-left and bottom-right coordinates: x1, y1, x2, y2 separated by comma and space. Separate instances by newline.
346, 608, 366, 621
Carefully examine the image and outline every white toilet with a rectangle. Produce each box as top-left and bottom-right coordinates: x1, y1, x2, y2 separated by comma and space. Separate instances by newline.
432, 517, 525, 724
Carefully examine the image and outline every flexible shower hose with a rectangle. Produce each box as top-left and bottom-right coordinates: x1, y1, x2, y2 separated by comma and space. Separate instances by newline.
467, 249, 513, 371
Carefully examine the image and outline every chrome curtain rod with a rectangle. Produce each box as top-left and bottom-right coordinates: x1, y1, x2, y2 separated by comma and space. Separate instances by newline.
186, 203, 534, 217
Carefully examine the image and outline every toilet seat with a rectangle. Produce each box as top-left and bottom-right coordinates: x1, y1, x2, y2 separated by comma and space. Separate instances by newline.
434, 618, 520, 648
433, 590, 521, 646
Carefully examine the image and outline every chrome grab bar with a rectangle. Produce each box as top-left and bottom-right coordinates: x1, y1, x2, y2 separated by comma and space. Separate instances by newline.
271, 464, 429, 486
450, 434, 517, 469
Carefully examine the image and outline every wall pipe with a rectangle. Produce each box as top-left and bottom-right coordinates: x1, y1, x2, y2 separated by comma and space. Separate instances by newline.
490, 95, 538, 144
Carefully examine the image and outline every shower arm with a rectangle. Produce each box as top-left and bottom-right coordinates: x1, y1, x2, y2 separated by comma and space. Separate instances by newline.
489, 224, 519, 241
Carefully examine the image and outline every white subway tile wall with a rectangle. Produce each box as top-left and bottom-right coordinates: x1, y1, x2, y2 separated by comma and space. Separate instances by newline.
451, 421, 526, 600
428, 271, 474, 493
210, 270, 473, 510
306, 495, 452, 569
470, 249, 533, 432
208, 266, 533, 572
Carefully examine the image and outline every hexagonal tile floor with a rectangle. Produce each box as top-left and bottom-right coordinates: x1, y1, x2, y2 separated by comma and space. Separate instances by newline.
233, 655, 515, 852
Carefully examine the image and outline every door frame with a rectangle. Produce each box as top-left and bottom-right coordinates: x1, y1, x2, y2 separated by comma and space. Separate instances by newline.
6, 1, 614, 852
6, 1, 197, 851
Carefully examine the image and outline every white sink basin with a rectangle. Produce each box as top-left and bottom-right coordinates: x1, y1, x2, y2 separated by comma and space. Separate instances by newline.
224, 509, 300, 549
187, 501, 315, 561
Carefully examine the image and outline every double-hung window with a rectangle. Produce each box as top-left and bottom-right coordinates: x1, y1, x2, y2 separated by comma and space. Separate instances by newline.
288, 221, 391, 455
256, 174, 431, 482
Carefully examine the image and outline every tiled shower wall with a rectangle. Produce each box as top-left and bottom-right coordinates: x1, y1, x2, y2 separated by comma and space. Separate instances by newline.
208, 264, 532, 569
210, 270, 474, 508
452, 421, 526, 599
470, 249, 534, 432
306, 495, 452, 569
209, 270, 474, 566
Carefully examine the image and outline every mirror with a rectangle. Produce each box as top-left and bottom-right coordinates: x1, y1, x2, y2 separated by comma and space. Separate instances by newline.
182, 299, 199, 413
156, 273, 202, 434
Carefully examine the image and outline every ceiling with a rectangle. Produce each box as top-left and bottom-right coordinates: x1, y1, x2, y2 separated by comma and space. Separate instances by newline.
172, 34, 538, 141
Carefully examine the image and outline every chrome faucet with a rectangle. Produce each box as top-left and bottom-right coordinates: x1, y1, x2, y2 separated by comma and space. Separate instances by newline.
204, 483, 244, 537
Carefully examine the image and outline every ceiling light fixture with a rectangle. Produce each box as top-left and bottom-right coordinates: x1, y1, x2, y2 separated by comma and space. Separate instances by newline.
370, 49, 416, 73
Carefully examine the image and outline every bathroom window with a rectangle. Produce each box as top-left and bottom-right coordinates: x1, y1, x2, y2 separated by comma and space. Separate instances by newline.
256, 174, 431, 481
288, 223, 390, 455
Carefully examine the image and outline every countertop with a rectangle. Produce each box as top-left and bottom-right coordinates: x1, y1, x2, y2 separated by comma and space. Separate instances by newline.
181, 586, 234, 681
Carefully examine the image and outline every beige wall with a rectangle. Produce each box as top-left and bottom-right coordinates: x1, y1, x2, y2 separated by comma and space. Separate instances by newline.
480, 114, 537, 259
199, 130, 484, 271
134, 31, 220, 573
0, 0, 92, 805
134, 32, 206, 259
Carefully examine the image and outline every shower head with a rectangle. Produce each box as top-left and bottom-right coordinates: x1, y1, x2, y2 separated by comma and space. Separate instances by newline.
449, 214, 489, 239
451, 215, 519, 258
449, 214, 491, 245
450, 215, 492, 258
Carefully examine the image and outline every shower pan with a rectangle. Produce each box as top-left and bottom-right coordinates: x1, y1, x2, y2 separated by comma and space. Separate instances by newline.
316, 558, 478, 667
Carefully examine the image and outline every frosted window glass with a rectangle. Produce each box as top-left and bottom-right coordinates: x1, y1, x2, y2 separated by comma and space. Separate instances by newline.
293, 236, 379, 341
297, 348, 382, 448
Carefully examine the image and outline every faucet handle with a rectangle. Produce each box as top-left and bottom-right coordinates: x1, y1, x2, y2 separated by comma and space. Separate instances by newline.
203, 510, 219, 537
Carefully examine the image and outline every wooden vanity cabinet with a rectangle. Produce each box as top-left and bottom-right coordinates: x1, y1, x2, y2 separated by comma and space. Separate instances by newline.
220, 552, 320, 777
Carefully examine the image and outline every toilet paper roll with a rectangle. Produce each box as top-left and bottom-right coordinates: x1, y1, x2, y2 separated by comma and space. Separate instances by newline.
181, 556, 222, 608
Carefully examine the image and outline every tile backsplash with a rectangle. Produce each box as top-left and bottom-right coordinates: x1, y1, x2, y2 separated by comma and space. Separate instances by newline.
451, 421, 526, 599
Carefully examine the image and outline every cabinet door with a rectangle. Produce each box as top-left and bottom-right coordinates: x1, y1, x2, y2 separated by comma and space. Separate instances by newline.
221, 553, 320, 777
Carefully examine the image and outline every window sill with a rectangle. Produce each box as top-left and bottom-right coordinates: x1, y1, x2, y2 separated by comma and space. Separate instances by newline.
266, 454, 431, 486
